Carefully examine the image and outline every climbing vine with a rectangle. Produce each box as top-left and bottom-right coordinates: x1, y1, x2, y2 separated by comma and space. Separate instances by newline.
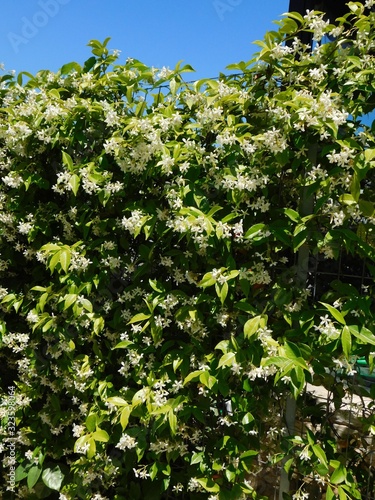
1, 3, 375, 499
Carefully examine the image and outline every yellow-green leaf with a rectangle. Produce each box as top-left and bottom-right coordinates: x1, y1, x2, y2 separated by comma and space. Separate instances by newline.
86, 414, 97, 432
168, 410, 177, 436
62, 151, 74, 171
87, 437, 96, 459
218, 352, 236, 369
244, 316, 261, 338
69, 174, 80, 195
312, 444, 328, 469
183, 370, 205, 385
93, 428, 109, 442
120, 406, 131, 430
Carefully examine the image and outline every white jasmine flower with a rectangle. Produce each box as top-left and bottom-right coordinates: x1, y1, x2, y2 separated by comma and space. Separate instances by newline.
116, 433, 137, 450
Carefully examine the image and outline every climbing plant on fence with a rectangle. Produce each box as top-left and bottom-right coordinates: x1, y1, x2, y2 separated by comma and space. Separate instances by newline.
1, 2, 375, 499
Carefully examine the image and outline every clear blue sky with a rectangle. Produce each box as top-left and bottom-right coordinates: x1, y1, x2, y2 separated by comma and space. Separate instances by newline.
1, 0, 289, 78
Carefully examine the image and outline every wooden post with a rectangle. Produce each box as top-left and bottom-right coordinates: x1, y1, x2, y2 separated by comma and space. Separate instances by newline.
279, 144, 317, 499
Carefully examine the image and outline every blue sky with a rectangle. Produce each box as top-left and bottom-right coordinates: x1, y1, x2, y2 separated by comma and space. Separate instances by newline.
1, 0, 289, 78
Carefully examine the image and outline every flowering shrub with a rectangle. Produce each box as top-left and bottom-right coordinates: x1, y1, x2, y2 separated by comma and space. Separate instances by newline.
1, 4, 375, 499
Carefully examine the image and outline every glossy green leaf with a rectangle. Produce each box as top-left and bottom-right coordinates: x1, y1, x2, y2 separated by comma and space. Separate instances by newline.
62, 151, 74, 171
120, 406, 131, 430
199, 371, 217, 389
244, 316, 261, 338
349, 325, 375, 346
87, 437, 96, 459
69, 174, 80, 196
27, 465, 42, 489
326, 486, 335, 500
312, 444, 328, 469
320, 302, 346, 325
218, 352, 236, 369
42, 466, 64, 491
86, 414, 97, 432
168, 410, 177, 436
93, 428, 110, 442
183, 370, 205, 385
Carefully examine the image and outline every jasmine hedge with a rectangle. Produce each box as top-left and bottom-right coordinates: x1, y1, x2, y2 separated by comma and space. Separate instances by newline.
1, 3, 375, 499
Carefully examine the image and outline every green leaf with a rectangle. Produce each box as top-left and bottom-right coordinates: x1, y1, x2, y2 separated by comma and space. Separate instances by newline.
326, 486, 335, 500
215, 340, 229, 352
244, 316, 261, 338
93, 316, 105, 334
191, 452, 204, 465
283, 208, 300, 222
282, 458, 294, 476
168, 410, 177, 436
312, 444, 328, 469
284, 11, 304, 23
120, 406, 131, 430
49, 251, 61, 273
284, 341, 302, 360
15, 464, 29, 481
320, 302, 346, 325
274, 288, 293, 306
218, 352, 236, 369
341, 326, 352, 359
93, 428, 110, 442
69, 174, 80, 196
290, 366, 305, 398
359, 200, 374, 217
30, 286, 47, 292
339, 193, 357, 205
113, 340, 135, 349
59, 249, 71, 273
60, 61, 82, 75
338, 486, 348, 500
87, 437, 96, 459
241, 413, 255, 426
244, 314, 268, 338
107, 396, 128, 406
331, 464, 346, 485
217, 281, 228, 305
27, 465, 42, 489
244, 223, 266, 239
183, 370, 205, 385
195, 478, 220, 493
74, 435, 88, 453
128, 312, 151, 323
42, 466, 64, 491
80, 298, 93, 312
42, 318, 55, 332
365, 148, 375, 162
349, 325, 375, 346
62, 151, 74, 171
293, 223, 307, 251
350, 173, 360, 202
86, 414, 97, 432
64, 294, 77, 310
199, 371, 217, 389
199, 272, 216, 288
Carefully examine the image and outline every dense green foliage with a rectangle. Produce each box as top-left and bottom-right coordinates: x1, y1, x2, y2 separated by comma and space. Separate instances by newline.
1, 3, 375, 499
